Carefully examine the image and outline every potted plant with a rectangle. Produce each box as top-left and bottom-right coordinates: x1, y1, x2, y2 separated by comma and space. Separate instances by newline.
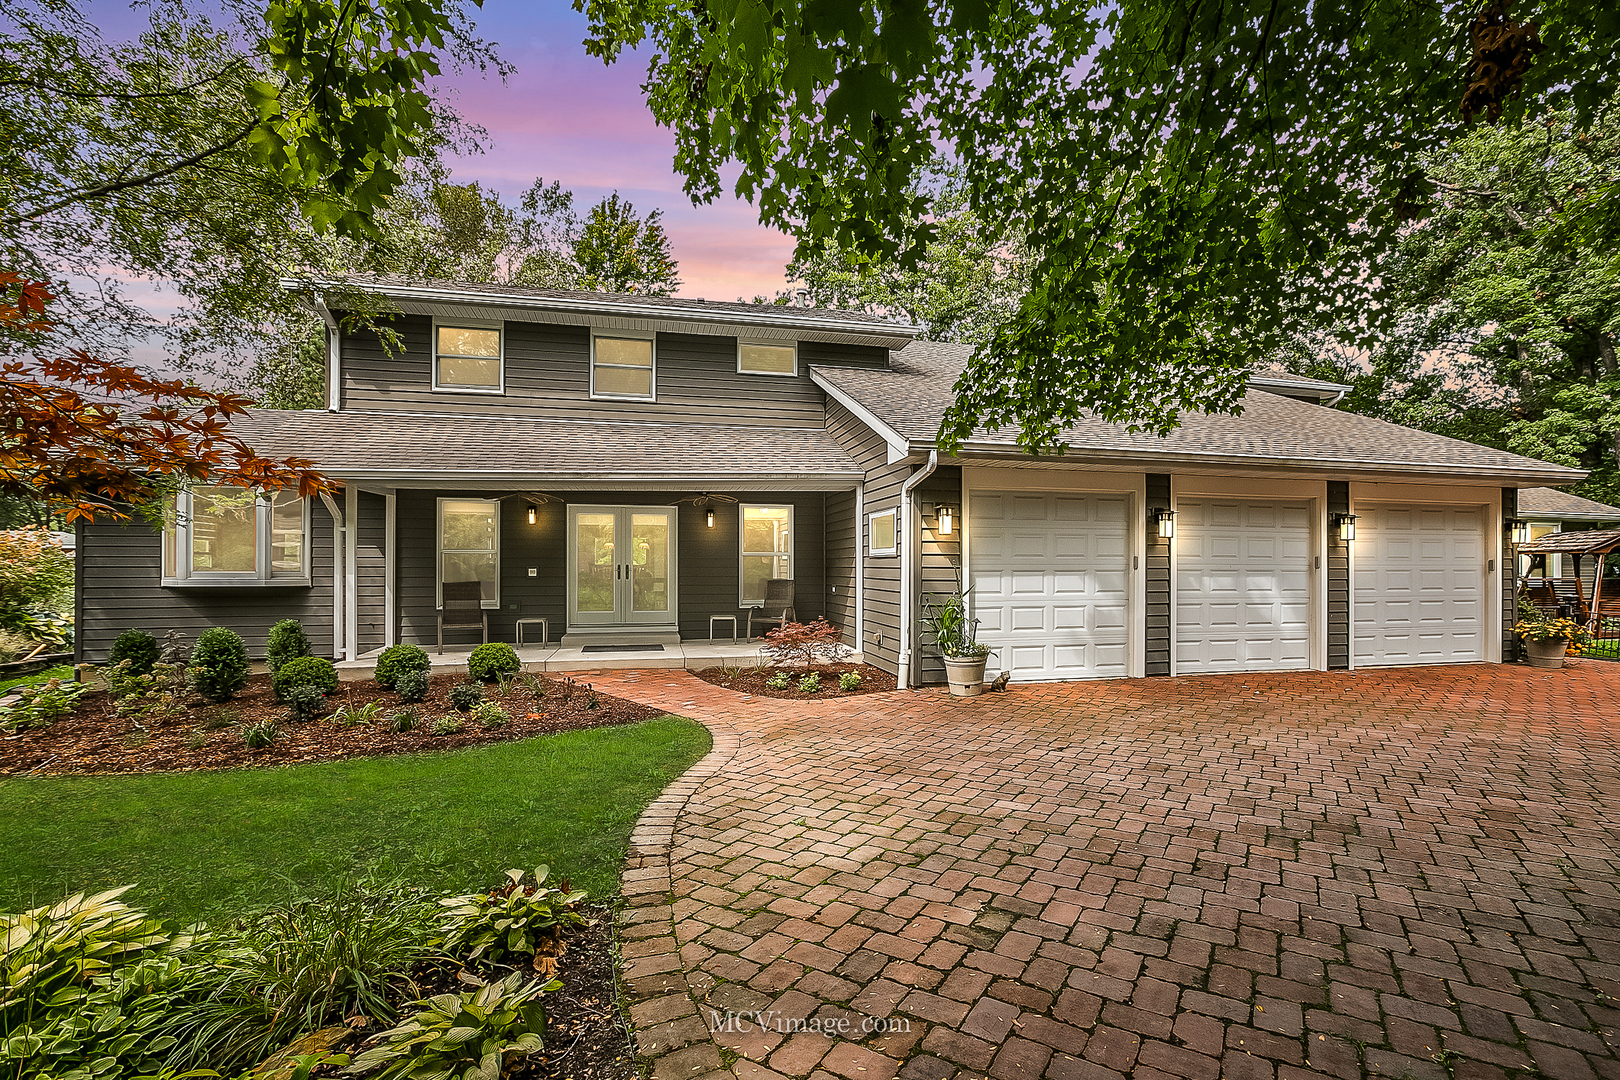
922, 586, 992, 696
1514, 612, 1591, 669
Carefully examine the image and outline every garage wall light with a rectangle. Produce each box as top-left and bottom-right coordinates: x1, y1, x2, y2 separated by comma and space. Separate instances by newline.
1151, 507, 1176, 539
1332, 513, 1357, 541
1508, 517, 1530, 545
935, 503, 955, 536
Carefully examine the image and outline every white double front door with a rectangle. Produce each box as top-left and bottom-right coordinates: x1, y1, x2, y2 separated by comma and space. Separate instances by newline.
567, 505, 677, 629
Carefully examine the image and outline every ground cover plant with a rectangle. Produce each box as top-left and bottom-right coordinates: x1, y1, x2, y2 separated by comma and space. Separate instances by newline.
0, 866, 637, 1080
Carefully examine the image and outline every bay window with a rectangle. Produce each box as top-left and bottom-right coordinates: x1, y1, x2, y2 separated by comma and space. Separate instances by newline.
162, 487, 309, 586
741, 505, 793, 606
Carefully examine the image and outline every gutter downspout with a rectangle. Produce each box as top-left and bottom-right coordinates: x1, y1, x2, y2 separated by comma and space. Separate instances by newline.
897, 450, 939, 690
310, 295, 340, 412
320, 490, 346, 661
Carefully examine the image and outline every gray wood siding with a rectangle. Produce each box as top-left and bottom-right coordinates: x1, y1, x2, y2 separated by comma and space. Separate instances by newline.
1502, 487, 1518, 662
393, 489, 827, 648
339, 313, 886, 428
1145, 474, 1171, 676
77, 505, 337, 661
824, 489, 858, 638
1327, 481, 1350, 669
356, 491, 388, 654
825, 399, 908, 676
915, 466, 964, 685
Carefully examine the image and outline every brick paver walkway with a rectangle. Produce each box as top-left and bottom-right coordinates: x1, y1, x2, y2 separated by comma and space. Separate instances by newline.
598, 663, 1620, 1080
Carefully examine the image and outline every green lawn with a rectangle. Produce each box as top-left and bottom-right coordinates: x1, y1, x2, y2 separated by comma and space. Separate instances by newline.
0, 663, 73, 693
0, 716, 709, 924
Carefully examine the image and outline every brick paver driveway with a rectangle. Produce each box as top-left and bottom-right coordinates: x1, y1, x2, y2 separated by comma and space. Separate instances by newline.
593, 663, 1620, 1080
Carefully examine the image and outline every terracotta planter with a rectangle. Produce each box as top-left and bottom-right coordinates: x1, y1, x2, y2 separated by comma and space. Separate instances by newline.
1523, 638, 1569, 669
943, 655, 989, 697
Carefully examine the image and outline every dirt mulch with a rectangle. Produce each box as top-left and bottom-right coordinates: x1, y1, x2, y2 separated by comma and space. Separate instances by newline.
690, 662, 897, 700
1, 672, 663, 777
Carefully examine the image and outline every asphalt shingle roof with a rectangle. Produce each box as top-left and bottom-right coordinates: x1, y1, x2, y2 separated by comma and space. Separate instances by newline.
813, 341, 1585, 482
231, 409, 863, 480
1517, 487, 1620, 521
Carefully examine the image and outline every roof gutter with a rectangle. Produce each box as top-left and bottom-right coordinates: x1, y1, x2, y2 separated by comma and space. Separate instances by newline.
897, 450, 939, 691
286, 277, 923, 342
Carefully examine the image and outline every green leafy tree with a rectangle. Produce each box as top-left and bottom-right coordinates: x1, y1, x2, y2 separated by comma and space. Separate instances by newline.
1275, 98, 1620, 502
579, 0, 1618, 452
787, 164, 1029, 344
571, 193, 681, 295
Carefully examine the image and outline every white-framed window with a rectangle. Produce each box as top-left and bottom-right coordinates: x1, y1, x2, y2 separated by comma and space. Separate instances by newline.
591, 330, 656, 400
741, 504, 793, 606
161, 487, 309, 586
433, 320, 504, 393
438, 498, 500, 609
738, 340, 797, 377
1521, 522, 1561, 578
868, 508, 898, 557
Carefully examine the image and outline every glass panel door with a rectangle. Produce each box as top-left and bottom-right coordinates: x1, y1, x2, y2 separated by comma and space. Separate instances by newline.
572, 510, 619, 626
568, 505, 679, 629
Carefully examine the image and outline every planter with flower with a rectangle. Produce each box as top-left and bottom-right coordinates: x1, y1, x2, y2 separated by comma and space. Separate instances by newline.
1514, 614, 1591, 669
922, 586, 993, 696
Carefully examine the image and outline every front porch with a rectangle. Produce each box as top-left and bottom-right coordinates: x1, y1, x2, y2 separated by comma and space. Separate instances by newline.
334, 639, 864, 678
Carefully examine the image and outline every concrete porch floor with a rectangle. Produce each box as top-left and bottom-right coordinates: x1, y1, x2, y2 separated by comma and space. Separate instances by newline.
335, 640, 862, 679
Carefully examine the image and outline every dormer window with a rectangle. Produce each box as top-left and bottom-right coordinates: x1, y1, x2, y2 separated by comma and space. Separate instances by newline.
434, 321, 503, 393
738, 340, 797, 376
591, 331, 656, 400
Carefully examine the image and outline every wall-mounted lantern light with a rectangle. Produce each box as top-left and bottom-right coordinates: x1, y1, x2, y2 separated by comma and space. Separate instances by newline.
1151, 507, 1176, 540
706, 508, 716, 528
526, 504, 537, 526
935, 503, 955, 536
1332, 513, 1357, 542
1508, 517, 1530, 545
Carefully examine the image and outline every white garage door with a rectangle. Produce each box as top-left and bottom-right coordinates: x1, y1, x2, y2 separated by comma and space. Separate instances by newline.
1176, 499, 1312, 673
969, 491, 1129, 682
1354, 505, 1485, 666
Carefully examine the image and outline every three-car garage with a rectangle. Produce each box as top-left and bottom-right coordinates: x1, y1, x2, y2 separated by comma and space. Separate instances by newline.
964, 470, 1500, 682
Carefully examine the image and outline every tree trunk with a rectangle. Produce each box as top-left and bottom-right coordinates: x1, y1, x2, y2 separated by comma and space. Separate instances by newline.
1601, 333, 1617, 379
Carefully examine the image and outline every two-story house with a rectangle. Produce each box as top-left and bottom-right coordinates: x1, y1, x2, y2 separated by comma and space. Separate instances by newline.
76, 274, 1585, 686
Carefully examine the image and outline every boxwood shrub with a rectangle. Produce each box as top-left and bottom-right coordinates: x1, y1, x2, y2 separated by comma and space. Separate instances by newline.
374, 643, 431, 689
187, 627, 250, 703
272, 655, 338, 701
266, 619, 312, 674
108, 628, 159, 677
467, 642, 520, 683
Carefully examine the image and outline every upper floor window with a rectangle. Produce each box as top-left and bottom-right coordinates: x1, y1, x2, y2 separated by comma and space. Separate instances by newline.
162, 487, 309, 586
738, 341, 797, 376
434, 322, 503, 393
591, 332, 655, 400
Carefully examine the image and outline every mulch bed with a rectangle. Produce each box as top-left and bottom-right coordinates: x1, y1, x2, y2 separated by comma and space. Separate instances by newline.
690, 661, 897, 699
1, 672, 663, 777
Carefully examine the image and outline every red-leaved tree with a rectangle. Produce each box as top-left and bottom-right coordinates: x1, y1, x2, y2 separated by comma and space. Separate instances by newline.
0, 273, 329, 523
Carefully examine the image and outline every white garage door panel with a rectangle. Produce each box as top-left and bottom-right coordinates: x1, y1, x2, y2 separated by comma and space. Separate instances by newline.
970, 491, 1129, 682
1354, 505, 1484, 666
1176, 499, 1312, 673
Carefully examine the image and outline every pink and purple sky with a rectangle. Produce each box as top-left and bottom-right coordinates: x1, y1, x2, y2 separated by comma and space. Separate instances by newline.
433, 4, 795, 301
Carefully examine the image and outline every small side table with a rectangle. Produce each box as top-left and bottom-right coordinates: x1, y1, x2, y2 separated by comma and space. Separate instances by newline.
709, 615, 738, 644
515, 618, 550, 646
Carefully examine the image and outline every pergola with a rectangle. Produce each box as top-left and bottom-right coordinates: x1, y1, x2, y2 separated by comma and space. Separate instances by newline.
1516, 528, 1620, 627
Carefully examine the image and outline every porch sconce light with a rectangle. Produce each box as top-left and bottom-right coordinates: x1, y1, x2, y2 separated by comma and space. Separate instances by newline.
1508, 517, 1530, 545
706, 508, 716, 528
1151, 507, 1176, 540
1332, 513, 1357, 542
526, 504, 537, 526
935, 503, 955, 536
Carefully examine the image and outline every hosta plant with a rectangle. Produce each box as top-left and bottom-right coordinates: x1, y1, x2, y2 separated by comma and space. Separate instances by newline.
797, 673, 821, 693
472, 701, 509, 729
431, 715, 462, 736
439, 867, 585, 967
765, 671, 790, 690
838, 671, 862, 691
0, 676, 89, 732
343, 972, 555, 1080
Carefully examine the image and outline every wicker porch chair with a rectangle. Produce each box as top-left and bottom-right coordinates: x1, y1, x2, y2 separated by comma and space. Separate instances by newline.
438, 580, 489, 654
